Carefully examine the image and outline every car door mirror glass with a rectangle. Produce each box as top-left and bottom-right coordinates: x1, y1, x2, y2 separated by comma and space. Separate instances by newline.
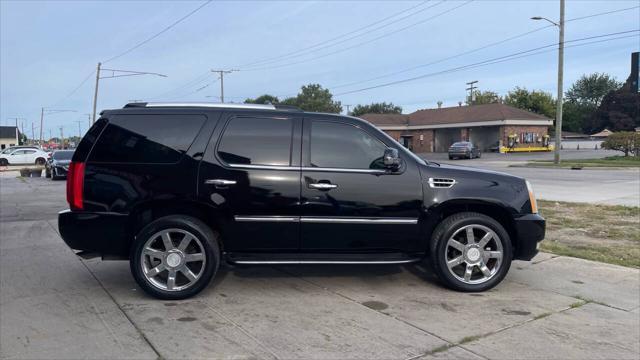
383, 148, 401, 170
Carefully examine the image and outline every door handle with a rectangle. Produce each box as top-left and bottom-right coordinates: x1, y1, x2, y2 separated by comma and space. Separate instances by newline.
205, 179, 237, 188
308, 182, 338, 190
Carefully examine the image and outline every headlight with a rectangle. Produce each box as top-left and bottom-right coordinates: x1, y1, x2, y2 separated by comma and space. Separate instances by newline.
526, 180, 538, 214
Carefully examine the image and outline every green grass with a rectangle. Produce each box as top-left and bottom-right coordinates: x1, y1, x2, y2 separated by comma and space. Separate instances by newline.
527, 156, 640, 168
538, 200, 640, 268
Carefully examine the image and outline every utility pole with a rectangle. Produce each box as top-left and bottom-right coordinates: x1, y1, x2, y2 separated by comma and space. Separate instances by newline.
92, 62, 101, 125
31, 122, 35, 145
60, 126, 64, 149
466, 80, 478, 105
39, 107, 44, 146
49, 129, 52, 143
211, 69, 237, 103
344, 104, 352, 116
75, 120, 83, 139
532, 0, 565, 164
92, 63, 166, 124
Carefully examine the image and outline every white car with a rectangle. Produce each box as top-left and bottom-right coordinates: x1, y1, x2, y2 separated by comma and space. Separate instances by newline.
0, 147, 48, 165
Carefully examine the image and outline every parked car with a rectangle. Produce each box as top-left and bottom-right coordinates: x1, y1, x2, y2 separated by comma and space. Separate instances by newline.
448, 141, 481, 160
0, 145, 40, 154
0, 147, 48, 165
45, 150, 74, 180
59, 103, 545, 300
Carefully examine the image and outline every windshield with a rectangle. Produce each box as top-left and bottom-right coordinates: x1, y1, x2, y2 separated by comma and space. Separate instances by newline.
53, 150, 74, 160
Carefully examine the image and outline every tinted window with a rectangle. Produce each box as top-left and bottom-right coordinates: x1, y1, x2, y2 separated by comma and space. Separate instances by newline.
310, 121, 386, 169
90, 114, 205, 163
217, 117, 292, 166
53, 151, 74, 160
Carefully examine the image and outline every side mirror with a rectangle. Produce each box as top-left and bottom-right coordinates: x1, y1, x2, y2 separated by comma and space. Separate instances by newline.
383, 148, 401, 170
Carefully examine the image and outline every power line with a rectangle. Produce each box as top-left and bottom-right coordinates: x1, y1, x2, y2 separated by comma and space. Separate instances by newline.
240, 0, 473, 71
238, 0, 444, 68
50, 70, 95, 107
330, 5, 640, 90
334, 29, 639, 96
103, 0, 213, 64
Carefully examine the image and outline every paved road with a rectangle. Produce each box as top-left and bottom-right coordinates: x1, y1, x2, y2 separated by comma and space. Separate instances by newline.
1, 177, 638, 359
419, 151, 640, 207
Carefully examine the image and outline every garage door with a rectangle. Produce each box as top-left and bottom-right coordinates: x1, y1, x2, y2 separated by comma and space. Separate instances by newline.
469, 126, 500, 151
434, 128, 460, 152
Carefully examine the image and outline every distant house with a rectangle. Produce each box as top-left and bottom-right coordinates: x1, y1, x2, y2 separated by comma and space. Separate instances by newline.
359, 103, 552, 153
590, 129, 613, 139
0, 126, 20, 150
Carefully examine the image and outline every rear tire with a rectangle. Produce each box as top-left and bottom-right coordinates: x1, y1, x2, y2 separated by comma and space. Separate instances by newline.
35, 158, 45, 165
429, 212, 512, 292
130, 215, 220, 300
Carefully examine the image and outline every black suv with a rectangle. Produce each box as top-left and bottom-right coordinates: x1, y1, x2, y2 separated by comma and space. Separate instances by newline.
59, 103, 544, 299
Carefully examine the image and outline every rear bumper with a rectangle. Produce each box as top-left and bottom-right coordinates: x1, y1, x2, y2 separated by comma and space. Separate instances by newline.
58, 209, 130, 256
513, 213, 546, 261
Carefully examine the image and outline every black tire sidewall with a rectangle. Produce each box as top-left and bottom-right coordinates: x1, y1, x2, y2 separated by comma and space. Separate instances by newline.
431, 212, 512, 292
130, 215, 220, 300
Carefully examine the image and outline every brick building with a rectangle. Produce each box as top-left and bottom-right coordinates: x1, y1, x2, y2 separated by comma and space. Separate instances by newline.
360, 103, 552, 153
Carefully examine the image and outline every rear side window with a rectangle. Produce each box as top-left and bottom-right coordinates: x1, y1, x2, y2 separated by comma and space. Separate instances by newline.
310, 121, 386, 169
89, 114, 205, 163
217, 117, 293, 166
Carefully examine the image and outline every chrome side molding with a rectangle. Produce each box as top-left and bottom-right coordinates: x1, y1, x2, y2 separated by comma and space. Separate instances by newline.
229, 258, 421, 265
233, 216, 418, 224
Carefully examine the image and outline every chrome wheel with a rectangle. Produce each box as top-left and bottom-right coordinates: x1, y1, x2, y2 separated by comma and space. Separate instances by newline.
445, 224, 503, 285
140, 228, 206, 292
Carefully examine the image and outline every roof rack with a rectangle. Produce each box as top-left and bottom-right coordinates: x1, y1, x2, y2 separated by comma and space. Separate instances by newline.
123, 102, 302, 112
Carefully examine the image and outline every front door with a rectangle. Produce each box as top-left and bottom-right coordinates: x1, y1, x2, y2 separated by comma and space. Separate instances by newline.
299, 118, 423, 253
199, 112, 302, 252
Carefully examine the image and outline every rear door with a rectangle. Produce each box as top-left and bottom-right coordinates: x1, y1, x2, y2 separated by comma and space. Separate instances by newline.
198, 112, 302, 252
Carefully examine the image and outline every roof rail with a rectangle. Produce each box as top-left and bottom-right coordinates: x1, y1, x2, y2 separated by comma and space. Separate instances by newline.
122, 102, 301, 112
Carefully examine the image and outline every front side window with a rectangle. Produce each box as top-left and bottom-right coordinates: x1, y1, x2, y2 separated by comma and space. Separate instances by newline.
90, 114, 205, 163
310, 121, 386, 169
217, 117, 293, 166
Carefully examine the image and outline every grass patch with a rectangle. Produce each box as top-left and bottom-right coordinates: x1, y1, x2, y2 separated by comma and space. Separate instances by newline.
429, 344, 454, 355
538, 200, 640, 268
570, 301, 586, 309
534, 312, 553, 320
527, 156, 640, 168
458, 335, 482, 344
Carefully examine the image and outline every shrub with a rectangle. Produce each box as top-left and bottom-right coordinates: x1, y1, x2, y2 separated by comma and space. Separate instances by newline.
602, 131, 639, 156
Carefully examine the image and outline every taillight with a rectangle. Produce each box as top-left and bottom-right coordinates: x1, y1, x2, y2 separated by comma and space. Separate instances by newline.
67, 162, 85, 210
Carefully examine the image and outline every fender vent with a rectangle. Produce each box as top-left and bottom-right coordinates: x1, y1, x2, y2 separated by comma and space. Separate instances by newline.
428, 178, 456, 188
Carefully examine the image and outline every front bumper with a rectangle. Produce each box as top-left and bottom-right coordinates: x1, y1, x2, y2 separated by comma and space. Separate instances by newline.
513, 213, 546, 260
58, 209, 131, 256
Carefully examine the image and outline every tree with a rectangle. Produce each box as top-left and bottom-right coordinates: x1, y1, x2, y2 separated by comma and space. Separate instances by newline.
18, 132, 27, 145
504, 87, 555, 119
244, 94, 280, 105
565, 73, 621, 108
467, 90, 500, 105
283, 84, 342, 113
351, 102, 402, 116
586, 74, 640, 133
602, 131, 639, 157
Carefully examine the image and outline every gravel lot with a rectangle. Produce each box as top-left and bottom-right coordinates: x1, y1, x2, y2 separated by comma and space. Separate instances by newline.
1, 176, 638, 360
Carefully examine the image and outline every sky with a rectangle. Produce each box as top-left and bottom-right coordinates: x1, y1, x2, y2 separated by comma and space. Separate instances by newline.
1, 0, 638, 140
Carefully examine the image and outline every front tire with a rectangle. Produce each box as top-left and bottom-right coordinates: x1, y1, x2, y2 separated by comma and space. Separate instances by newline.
0, 159, 8, 166
130, 215, 220, 300
430, 212, 512, 292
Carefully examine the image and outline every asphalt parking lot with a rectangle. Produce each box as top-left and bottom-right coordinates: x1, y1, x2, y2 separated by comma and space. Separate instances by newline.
1, 175, 639, 359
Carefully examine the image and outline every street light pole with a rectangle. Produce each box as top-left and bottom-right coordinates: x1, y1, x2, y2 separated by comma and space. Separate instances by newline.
92, 63, 167, 124
532, 0, 564, 164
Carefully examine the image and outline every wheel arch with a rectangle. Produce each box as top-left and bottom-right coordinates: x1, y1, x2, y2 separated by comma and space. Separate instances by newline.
127, 199, 227, 254
423, 199, 518, 254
